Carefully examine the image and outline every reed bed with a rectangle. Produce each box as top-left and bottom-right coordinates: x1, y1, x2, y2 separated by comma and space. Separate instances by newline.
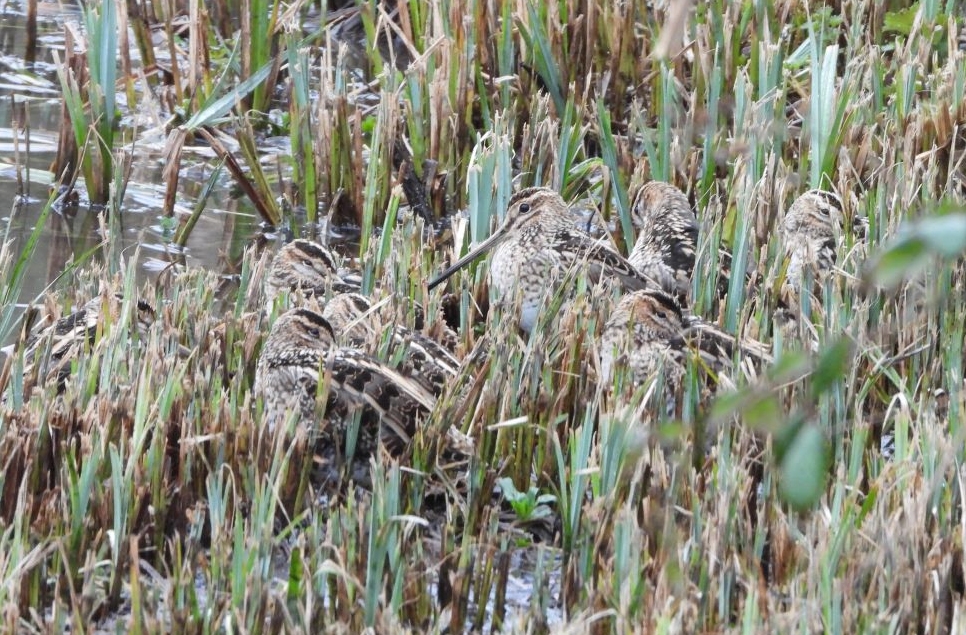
2, 0, 966, 632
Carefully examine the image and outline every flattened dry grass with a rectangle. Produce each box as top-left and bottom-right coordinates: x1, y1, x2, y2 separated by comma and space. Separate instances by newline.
3, 0, 966, 633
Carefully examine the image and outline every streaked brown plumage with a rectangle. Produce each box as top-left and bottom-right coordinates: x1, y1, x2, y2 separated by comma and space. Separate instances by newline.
780, 189, 845, 293
254, 308, 468, 483
628, 182, 698, 302
628, 181, 752, 302
600, 289, 689, 394
264, 239, 438, 336
429, 187, 658, 332
321, 292, 460, 396
600, 289, 771, 401
773, 189, 847, 337
7, 293, 156, 389
263, 239, 359, 309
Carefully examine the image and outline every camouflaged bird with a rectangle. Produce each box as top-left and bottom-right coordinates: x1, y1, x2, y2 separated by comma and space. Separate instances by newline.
5, 292, 156, 390
264, 238, 439, 335
254, 307, 470, 483
600, 289, 690, 397
780, 189, 845, 295
628, 181, 699, 302
321, 292, 460, 396
771, 188, 847, 337
600, 289, 771, 403
429, 187, 659, 332
263, 239, 360, 309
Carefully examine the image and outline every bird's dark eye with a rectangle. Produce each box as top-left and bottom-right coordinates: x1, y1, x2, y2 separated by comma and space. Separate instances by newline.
656, 311, 667, 319
519, 203, 531, 214
308, 327, 320, 338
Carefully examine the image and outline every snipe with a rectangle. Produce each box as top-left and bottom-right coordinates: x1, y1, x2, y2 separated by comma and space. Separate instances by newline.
780, 189, 845, 294
772, 188, 849, 340
263, 239, 359, 309
628, 181, 698, 302
429, 187, 657, 332
321, 292, 460, 396
5, 292, 156, 389
600, 289, 771, 403
254, 307, 470, 484
600, 289, 689, 395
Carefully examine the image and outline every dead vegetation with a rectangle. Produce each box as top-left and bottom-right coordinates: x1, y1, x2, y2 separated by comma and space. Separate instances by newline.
1, 0, 966, 632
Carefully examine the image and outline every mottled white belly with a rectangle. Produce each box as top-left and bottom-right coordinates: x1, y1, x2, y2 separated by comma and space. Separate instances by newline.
491, 246, 561, 333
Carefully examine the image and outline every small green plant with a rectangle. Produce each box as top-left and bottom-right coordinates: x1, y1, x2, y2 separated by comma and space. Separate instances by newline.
497, 477, 557, 522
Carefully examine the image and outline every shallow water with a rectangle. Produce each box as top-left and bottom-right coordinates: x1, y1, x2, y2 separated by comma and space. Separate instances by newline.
0, 3, 261, 316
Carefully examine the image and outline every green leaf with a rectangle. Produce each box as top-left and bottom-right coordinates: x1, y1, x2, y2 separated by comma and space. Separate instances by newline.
520, 3, 564, 114
914, 213, 966, 255
778, 425, 830, 510
883, 5, 920, 35
856, 485, 879, 526
287, 547, 303, 602
183, 59, 276, 131
809, 338, 854, 398
497, 477, 524, 503
866, 213, 966, 287
740, 396, 783, 432
596, 99, 631, 241
706, 387, 783, 434
536, 491, 557, 505
868, 236, 929, 288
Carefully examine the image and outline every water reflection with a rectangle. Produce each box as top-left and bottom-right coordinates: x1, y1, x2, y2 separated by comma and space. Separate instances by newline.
0, 3, 260, 316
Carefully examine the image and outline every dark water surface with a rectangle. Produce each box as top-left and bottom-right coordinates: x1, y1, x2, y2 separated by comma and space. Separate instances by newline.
0, 2, 260, 317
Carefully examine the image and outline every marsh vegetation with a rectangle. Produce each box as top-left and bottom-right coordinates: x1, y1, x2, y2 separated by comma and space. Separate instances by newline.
2, 0, 966, 632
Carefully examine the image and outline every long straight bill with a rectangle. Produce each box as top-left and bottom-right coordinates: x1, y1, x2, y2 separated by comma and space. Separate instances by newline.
427, 229, 507, 291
